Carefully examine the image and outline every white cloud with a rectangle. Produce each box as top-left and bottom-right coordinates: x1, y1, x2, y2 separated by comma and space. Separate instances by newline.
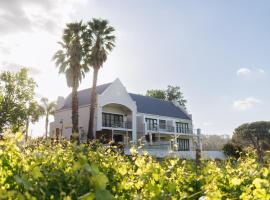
236, 68, 251, 77
233, 97, 261, 111
0, 0, 84, 35
258, 68, 265, 74
236, 67, 266, 78
1, 61, 42, 76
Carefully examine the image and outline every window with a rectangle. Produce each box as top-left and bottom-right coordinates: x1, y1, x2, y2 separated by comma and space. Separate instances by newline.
102, 113, 123, 128
145, 118, 157, 131
177, 139, 190, 151
176, 122, 189, 133
159, 120, 166, 130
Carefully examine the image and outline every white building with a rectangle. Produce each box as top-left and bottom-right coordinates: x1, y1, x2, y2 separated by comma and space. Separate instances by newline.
50, 79, 200, 152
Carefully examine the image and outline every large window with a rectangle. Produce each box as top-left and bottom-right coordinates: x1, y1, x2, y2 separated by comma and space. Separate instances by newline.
159, 120, 166, 130
176, 122, 189, 133
177, 139, 190, 151
145, 118, 157, 131
102, 113, 123, 128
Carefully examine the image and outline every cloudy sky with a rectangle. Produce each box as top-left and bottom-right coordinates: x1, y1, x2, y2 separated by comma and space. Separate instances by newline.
0, 0, 269, 136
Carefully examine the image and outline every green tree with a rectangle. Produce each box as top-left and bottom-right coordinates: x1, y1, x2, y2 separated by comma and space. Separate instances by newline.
145, 85, 187, 108
145, 89, 166, 100
232, 121, 270, 162
40, 97, 56, 139
25, 101, 44, 141
0, 68, 39, 134
86, 18, 116, 140
166, 85, 187, 108
223, 142, 243, 159
53, 22, 89, 142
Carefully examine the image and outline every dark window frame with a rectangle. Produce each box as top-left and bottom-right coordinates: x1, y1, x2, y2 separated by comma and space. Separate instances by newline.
145, 118, 158, 131
177, 139, 190, 151
159, 119, 166, 130
102, 112, 124, 128
176, 122, 189, 133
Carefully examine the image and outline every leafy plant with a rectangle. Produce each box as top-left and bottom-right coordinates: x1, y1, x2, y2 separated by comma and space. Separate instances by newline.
0, 132, 270, 199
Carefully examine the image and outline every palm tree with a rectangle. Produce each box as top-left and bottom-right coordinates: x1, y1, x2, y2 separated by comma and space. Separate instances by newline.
25, 101, 44, 141
53, 22, 89, 141
40, 97, 56, 138
86, 18, 116, 140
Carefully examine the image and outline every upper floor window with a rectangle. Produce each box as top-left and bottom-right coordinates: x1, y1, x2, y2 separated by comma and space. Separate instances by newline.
176, 122, 189, 133
102, 113, 123, 128
145, 118, 157, 131
159, 120, 166, 130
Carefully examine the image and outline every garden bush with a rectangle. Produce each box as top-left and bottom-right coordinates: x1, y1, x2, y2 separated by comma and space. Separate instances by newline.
0, 132, 270, 199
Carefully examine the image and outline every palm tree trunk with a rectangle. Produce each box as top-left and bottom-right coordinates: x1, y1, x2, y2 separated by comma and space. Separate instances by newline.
72, 86, 79, 137
25, 118, 29, 141
45, 114, 49, 139
88, 67, 99, 140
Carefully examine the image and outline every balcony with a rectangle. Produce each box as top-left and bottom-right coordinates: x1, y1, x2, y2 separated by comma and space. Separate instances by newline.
102, 121, 132, 130
146, 124, 194, 134
159, 125, 175, 132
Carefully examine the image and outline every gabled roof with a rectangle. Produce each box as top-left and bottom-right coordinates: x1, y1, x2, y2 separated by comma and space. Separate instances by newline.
59, 82, 191, 120
60, 83, 112, 110
129, 93, 191, 120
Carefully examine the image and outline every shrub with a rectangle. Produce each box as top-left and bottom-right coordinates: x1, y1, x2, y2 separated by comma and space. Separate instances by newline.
0, 132, 270, 199
223, 142, 243, 158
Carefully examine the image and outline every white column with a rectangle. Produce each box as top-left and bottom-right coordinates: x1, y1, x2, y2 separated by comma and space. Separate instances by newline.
150, 133, 153, 145
96, 104, 102, 131
132, 111, 137, 145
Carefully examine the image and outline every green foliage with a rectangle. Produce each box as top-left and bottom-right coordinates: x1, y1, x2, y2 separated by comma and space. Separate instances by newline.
145, 85, 187, 108
232, 121, 270, 162
0, 68, 40, 133
145, 89, 166, 100
53, 21, 89, 135
1, 132, 270, 199
223, 142, 243, 158
40, 97, 56, 138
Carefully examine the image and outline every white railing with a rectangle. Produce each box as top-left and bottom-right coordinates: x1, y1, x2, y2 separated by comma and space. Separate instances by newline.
146, 124, 195, 134
102, 121, 132, 129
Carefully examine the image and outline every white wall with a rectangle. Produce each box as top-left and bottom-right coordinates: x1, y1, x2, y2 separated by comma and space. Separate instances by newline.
52, 105, 90, 139
124, 149, 226, 160
97, 79, 137, 142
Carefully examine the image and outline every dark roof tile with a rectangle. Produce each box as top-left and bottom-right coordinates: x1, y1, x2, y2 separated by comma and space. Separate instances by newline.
59, 83, 191, 120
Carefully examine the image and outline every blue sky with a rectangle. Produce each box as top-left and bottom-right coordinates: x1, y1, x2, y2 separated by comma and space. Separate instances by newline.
0, 0, 269, 136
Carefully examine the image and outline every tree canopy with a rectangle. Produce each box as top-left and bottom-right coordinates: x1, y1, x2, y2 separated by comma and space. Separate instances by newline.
232, 121, 270, 162
145, 85, 187, 108
0, 68, 40, 133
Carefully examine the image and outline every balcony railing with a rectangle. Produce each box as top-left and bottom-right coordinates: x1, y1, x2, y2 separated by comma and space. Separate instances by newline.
175, 128, 192, 134
102, 121, 132, 129
159, 125, 175, 132
146, 124, 193, 134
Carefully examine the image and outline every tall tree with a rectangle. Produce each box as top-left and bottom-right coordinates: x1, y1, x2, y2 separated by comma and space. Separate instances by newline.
53, 22, 89, 141
0, 68, 39, 134
232, 121, 270, 162
145, 89, 166, 100
40, 97, 56, 138
86, 18, 116, 140
166, 85, 187, 108
145, 85, 187, 108
25, 101, 44, 141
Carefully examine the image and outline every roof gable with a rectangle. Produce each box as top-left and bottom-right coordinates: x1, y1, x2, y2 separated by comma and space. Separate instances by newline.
58, 82, 191, 120
59, 82, 111, 110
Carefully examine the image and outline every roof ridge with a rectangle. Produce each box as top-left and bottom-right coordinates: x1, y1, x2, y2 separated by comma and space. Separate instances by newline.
78, 82, 112, 93
128, 92, 174, 104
